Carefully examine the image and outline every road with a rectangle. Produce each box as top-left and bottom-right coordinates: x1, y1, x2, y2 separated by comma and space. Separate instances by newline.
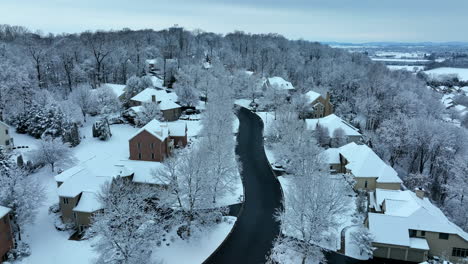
204, 107, 283, 264
204, 107, 362, 264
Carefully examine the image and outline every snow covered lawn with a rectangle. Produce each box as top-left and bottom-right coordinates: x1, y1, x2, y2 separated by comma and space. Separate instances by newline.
345, 225, 371, 260
153, 216, 236, 264
425, 67, 468, 81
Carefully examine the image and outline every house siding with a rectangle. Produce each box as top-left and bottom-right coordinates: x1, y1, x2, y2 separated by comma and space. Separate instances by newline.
376, 182, 401, 190
354, 177, 377, 191
162, 108, 181, 121
372, 242, 428, 262
423, 231, 468, 263
0, 214, 14, 262
0, 122, 13, 150
310, 95, 333, 118
74, 211, 96, 232
129, 130, 168, 162
59, 195, 80, 223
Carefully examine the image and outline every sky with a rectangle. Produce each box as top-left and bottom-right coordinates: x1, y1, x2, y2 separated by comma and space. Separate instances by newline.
1, 0, 468, 43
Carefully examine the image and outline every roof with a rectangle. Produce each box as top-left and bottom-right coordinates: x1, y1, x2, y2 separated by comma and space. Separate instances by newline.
73, 191, 103, 213
159, 100, 181, 110
338, 143, 402, 183
0, 120, 9, 128
129, 119, 187, 141
150, 76, 164, 89
306, 114, 361, 137
102, 83, 126, 98
369, 189, 468, 247
265, 77, 295, 90
0, 205, 11, 218
131, 88, 178, 104
146, 59, 156, 64
320, 148, 341, 164
304, 90, 322, 104
57, 156, 168, 212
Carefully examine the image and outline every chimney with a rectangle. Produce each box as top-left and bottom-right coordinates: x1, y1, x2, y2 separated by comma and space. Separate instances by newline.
151, 95, 156, 102
326, 92, 331, 101
415, 188, 425, 199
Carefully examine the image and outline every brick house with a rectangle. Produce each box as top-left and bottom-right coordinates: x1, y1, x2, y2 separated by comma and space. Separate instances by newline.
304, 90, 333, 118
129, 119, 187, 162
0, 206, 14, 262
130, 88, 182, 121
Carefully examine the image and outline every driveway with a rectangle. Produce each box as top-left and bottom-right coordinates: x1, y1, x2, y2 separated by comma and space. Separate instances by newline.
204, 107, 283, 264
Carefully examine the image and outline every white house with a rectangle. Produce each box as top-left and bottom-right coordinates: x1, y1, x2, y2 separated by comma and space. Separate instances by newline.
101, 83, 126, 100
130, 88, 181, 121
368, 188, 468, 263
262, 77, 295, 91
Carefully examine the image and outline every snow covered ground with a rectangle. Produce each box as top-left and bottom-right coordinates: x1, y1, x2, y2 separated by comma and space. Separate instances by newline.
425, 67, 468, 81
345, 225, 371, 260
387, 65, 425, 72
154, 216, 236, 264
10, 115, 241, 264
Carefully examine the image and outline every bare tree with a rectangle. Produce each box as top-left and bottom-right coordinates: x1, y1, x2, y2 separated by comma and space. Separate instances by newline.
31, 136, 71, 172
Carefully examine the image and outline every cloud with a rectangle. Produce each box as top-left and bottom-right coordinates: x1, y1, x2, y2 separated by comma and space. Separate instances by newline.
0, 0, 467, 42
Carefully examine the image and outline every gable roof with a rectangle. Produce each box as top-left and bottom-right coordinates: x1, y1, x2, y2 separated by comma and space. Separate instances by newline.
159, 100, 182, 110
0, 205, 11, 219
129, 119, 187, 141
338, 142, 402, 183
369, 189, 468, 248
304, 90, 322, 104
306, 114, 361, 137
131, 88, 178, 103
150, 76, 164, 89
0, 120, 9, 128
265, 77, 295, 90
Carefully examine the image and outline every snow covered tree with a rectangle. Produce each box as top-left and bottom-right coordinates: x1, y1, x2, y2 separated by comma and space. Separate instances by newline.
315, 123, 330, 147
69, 84, 96, 122
0, 165, 45, 241
174, 82, 199, 107
62, 122, 81, 147
332, 127, 347, 147
268, 235, 324, 264
94, 86, 121, 115
31, 136, 71, 172
351, 227, 375, 257
260, 85, 288, 119
92, 118, 112, 140
135, 102, 162, 127
88, 177, 169, 264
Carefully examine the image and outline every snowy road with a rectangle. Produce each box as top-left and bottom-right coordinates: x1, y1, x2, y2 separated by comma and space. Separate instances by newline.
204, 107, 283, 264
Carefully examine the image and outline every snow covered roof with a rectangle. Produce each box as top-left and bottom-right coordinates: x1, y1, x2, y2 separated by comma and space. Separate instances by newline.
265, 77, 295, 90
0, 120, 9, 128
150, 76, 164, 89
102, 83, 126, 98
146, 59, 156, 64
369, 189, 468, 248
129, 119, 187, 141
118, 159, 167, 185
131, 88, 172, 103
461, 86, 468, 94
73, 191, 103, 213
159, 100, 181, 110
441, 94, 455, 108
306, 114, 361, 138
338, 143, 402, 183
0, 205, 11, 219
320, 148, 341, 164
304, 90, 322, 104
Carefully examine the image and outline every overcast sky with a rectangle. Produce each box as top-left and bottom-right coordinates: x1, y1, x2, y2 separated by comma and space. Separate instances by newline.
1, 0, 468, 42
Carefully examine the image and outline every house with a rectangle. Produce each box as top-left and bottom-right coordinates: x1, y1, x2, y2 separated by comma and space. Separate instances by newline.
321, 142, 402, 191
130, 88, 181, 121
55, 155, 168, 233
262, 77, 295, 92
0, 121, 13, 150
367, 188, 468, 263
306, 114, 362, 146
0, 206, 14, 262
128, 119, 188, 162
304, 90, 333, 118
101, 83, 126, 100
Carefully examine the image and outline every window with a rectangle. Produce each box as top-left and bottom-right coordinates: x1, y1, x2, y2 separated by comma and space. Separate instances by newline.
138, 153, 142, 160
5, 129, 8, 135
409, 229, 417, 237
421, 231, 426, 236
150, 143, 154, 149
73, 212, 77, 219
137, 142, 141, 149
63, 198, 69, 204
452, 248, 468, 258
439, 233, 449, 240
151, 153, 155, 160
5, 140, 9, 146
364, 180, 368, 188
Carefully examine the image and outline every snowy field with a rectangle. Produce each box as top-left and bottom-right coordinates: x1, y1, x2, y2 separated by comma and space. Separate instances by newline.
425, 67, 468, 81
11, 115, 241, 264
387, 65, 425, 72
